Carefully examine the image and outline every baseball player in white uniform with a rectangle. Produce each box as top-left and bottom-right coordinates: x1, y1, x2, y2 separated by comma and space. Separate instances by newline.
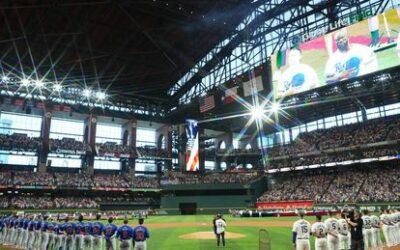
370, 213, 382, 249
292, 211, 311, 250
324, 212, 339, 250
380, 209, 393, 247
274, 48, 320, 97
312, 215, 328, 250
338, 213, 351, 250
325, 28, 378, 84
362, 210, 373, 249
391, 210, 400, 246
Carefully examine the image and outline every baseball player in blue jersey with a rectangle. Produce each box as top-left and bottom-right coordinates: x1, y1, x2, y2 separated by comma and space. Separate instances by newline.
40, 216, 49, 250
27, 217, 36, 249
104, 217, 118, 250
34, 216, 43, 249
92, 214, 104, 250
63, 217, 76, 250
53, 221, 64, 250
7, 216, 14, 244
46, 220, 56, 250
0, 217, 4, 245
74, 214, 85, 250
83, 220, 93, 249
133, 218, 150, 250
117, 219, 134, 250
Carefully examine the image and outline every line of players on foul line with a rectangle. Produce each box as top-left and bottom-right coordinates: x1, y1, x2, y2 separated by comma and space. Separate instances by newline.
0, 213, 150, 250
292, 209, 400, 250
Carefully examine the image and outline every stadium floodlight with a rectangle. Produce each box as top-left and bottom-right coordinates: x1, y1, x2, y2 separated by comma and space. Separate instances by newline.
53, 83, 62, 92
34, 80, 45, 88
251, 105, 264, 120
21, 78, 30, 86
82, 88, 92, 98
96, 91, 106, 101
271, 102, 280, 113
1, 76, 9, 82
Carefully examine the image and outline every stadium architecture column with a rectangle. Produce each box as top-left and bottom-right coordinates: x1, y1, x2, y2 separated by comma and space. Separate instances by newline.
122, 118, 137, 176
37, 109, 52, 173
84, 113, 97, 175
155, 124, 173, 171
178, 124, 186, 171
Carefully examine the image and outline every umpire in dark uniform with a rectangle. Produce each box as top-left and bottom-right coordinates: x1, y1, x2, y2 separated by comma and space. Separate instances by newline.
346, 210, 364, 250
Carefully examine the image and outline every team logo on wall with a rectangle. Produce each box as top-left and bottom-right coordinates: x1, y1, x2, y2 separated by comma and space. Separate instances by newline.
185, 119, 199, 171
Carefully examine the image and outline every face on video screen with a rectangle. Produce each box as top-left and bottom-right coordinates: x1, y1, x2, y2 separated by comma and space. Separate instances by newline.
271, 8, 400, 99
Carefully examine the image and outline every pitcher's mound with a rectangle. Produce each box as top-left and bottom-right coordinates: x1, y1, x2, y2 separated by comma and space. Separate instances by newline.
179, 231, 246, 240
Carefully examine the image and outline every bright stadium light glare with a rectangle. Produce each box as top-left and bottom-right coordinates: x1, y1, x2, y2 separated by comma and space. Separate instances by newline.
21, 78, 30, 86
82, 88, 91, 98
271, 102, 280, 113
96, 91, 106, 101
53, 84, 62, 92
251, 105, 264, 120
2, 76, 9, 82
34, 80, 45, 88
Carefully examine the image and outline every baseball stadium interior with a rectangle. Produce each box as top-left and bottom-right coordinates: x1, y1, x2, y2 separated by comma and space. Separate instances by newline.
0, 0, 400, 249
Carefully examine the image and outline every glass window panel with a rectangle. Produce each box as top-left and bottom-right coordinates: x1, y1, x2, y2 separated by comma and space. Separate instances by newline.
220, 162, 227, 170
94, 160, 121, 170
96, 123, 122, 144
0, 112, 41, 137
0, 154, 37, 165
135, 161, 156, 172
232, 139, 239, 149
48, 157, 81, 168
136, 128, 156, 147
385, 103, 400, 116
205, 161, 215, 170
50, 118, 84, 141
366, 107, 380, 120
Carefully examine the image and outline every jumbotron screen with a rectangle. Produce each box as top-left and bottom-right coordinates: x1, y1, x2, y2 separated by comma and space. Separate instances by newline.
271, 8, 400, 99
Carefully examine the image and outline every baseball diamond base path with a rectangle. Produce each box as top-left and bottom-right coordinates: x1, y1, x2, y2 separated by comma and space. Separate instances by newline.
179, 231, 246, 240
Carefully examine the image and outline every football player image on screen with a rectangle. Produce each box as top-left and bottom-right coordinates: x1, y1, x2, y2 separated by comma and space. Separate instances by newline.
276, 48, 320, 97
325, 28, 378, 84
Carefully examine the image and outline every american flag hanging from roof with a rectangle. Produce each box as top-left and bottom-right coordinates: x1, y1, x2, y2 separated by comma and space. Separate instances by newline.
199, 95, 215, 113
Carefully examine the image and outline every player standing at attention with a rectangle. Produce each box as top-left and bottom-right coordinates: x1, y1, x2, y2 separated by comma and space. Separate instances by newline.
117, 219, 134, 250
46, 220, 56, 250
292, 210, 311, 250
40, 215, 49, 250
104, 217, 118, 250
63, 216, 76, 250
0, 216, 4, 245
53, 220, 64, 250
369, 212, 382, 249
74, 214, 85, 250
312, 215, 328, 250
361, 210, 373, 249
27, 216, 36, 249
324, 211, 339, 250
338, 212, 351, 250
34, 215, 42, 249
215, 214, 227, 247
347, 210, 364, 250
82, 219, 93, 249
92, 214, 105, 250
133, 217, 150, 250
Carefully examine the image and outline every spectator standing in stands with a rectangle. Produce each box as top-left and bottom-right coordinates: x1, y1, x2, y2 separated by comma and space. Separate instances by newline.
347, 210, 364, 250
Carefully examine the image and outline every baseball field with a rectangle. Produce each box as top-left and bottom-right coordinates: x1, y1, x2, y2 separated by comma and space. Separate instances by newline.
1, 215, 398, 250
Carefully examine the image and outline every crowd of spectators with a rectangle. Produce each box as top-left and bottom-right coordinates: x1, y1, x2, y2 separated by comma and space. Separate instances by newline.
269, 147, 399, 169
160, 171, 260, 185
93, 174, 131, 188
136, 146, 169, 158
268, 118, 400, 158
0, 133, 41, 152
0, 195, 159, 209
96, 142, 130, 157
133, 176, 159, 188
258, 166, 400, 204
13, 171, 54, 186
49, 138, 86, 153
216, 148, 261, 156
0, 172, 12, 185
